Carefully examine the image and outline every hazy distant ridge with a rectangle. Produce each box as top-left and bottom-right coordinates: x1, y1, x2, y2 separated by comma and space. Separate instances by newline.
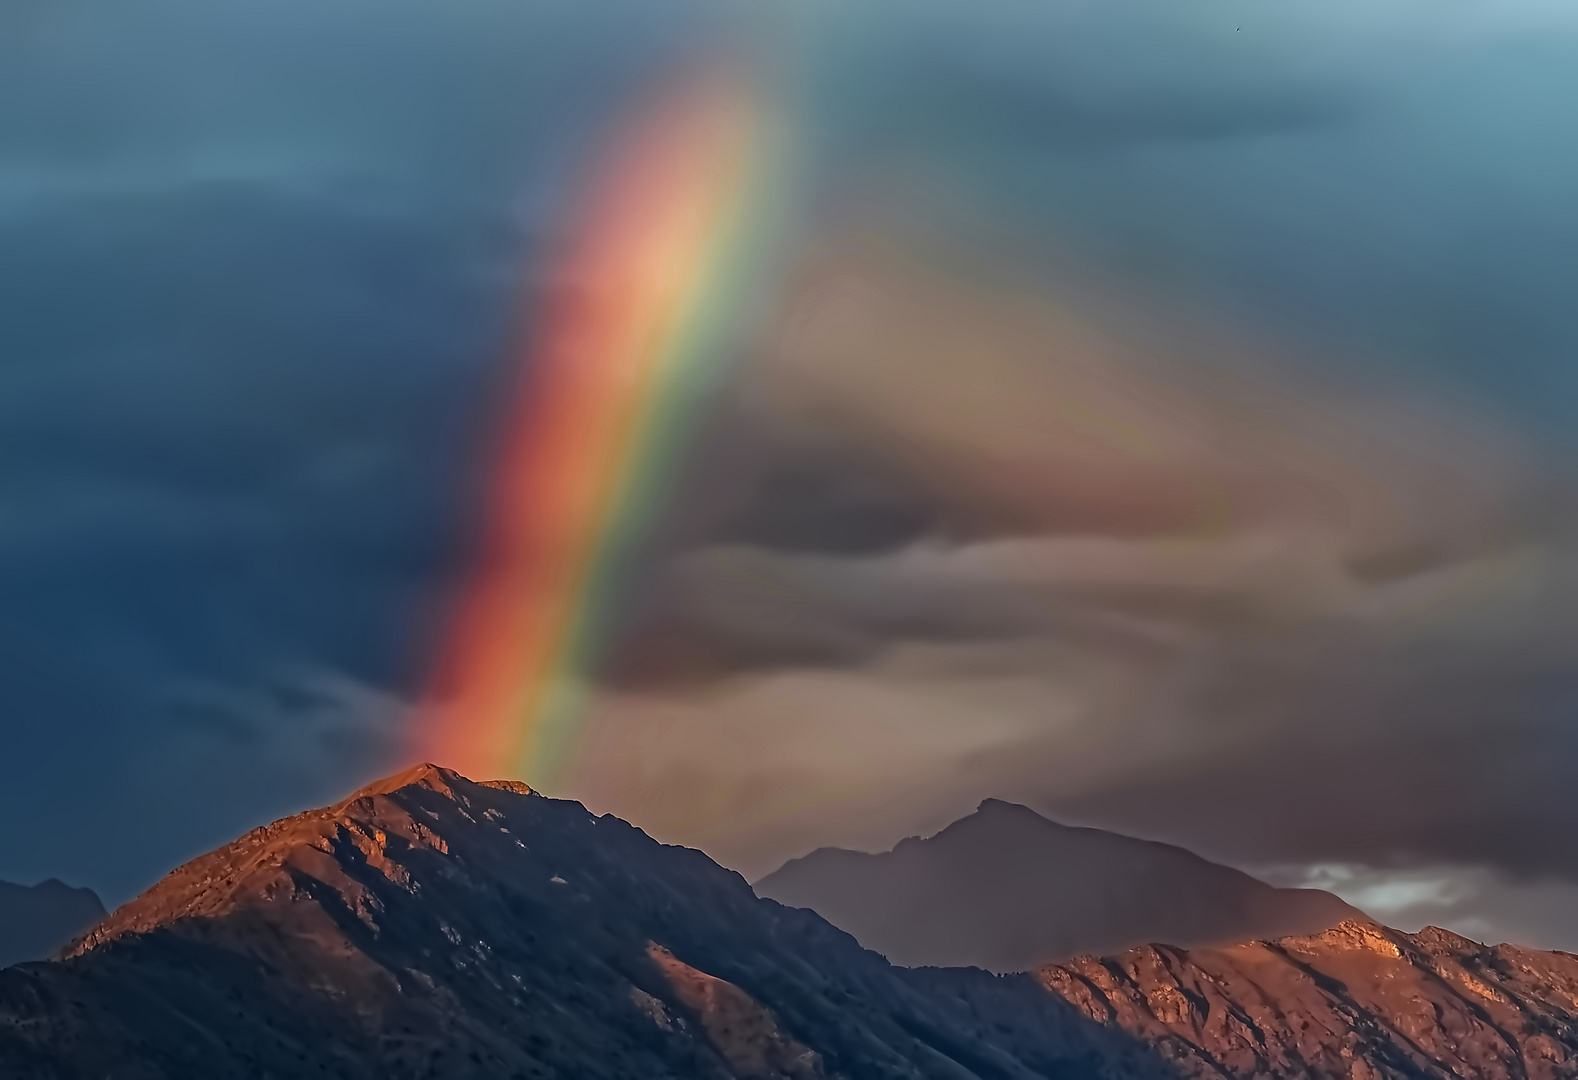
755, 798, 1359, 971
0, 878, 106, 969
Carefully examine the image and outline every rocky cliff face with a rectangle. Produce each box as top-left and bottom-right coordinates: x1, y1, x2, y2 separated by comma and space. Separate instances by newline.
1039, 920, 1578, 1080
0, 878, 107, 969
0, 765, 1166, 1080
756, 799, 1358, 971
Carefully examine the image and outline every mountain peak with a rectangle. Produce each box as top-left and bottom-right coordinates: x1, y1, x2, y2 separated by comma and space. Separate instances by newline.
344, 761, 464, 800
0, 765, 1180, 1078
8, 769, 1578, 1080
966, 798, 1072, 830
757, 800, 1360, 971
341, 762, 537, 805
975, 797, 1036, 815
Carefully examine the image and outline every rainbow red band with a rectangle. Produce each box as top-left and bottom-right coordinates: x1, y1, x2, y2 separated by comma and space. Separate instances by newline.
417, 77, 776, 785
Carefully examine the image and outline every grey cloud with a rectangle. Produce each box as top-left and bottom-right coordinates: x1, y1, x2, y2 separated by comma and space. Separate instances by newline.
570, 532, 1578, 901
797, 0, 1512, 165
0, 0, 679, 188
567, 224, 1578, 903
707, 462, 937, 556
0, 0, 748, 903
881, 58, 1357, 152
1254, 861, 1578, 953
7, 0, 1578, 949
0, 176, 514, 898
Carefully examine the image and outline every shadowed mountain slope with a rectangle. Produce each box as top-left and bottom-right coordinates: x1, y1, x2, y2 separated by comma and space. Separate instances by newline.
0, 765, 1172, 1080
755, 799, 1359, 972
0, 879, 107, 970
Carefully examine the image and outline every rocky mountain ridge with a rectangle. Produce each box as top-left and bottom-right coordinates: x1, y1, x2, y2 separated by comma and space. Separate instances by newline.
1039, 919, 1578, 1080
0, 764, 1167, 1079
4, 765, 1578, 1080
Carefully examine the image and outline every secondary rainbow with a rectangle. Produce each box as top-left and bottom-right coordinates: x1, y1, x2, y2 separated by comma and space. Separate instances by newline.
415, 77, 775, 785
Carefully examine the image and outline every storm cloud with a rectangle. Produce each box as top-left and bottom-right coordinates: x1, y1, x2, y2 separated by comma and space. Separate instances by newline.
564, 235, 1578, 901
4, 0, 1578, 952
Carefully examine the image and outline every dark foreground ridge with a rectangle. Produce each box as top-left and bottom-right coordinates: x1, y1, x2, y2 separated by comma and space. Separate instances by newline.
5, 765, 1578, 1080
755, 799, 1358, 971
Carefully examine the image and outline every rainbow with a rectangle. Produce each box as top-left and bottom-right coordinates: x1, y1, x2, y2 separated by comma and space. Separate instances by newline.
415, 76, 778, 785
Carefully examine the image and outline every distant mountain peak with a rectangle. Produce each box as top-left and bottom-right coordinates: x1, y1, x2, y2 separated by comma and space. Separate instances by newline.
970, 797, 1050, 821
0, 878, 107, 969
757, 799, 1360, 971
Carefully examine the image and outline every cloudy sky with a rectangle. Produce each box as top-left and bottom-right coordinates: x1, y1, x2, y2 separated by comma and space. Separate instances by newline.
4, 0, 1578, 950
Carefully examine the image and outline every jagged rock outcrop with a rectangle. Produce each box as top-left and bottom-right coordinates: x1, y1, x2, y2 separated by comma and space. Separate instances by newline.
0, 878, 107, 969
1039, 919, 1578, 1080
0, 764, 1168, 1080
756, 799, 1358, 971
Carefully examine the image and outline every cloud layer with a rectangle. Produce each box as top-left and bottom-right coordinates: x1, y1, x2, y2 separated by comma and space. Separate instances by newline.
563, 236, 1578, 901
4, 0, 1578, 952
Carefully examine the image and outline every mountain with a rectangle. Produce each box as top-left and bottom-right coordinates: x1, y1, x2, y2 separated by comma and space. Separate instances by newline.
1040, 919, 1578, 1080
0, 878, 107, 969
0, 764, 1171, 1080
8, 767, 1578, 1080
754, 799, 1359, 972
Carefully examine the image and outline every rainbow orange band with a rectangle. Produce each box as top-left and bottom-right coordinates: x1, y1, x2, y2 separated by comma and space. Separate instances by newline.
416, 77, 776, 785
